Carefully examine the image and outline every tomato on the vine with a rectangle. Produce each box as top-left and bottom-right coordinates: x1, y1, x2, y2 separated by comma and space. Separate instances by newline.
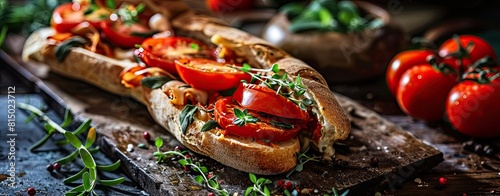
138, 37, 212, 74
232, 83, 309, 120
100, 20, 151, 48
214, 97, 303, 142
51, 2, 111, 33
175, 58, 251, 91
396, 65, 457, 121
446, 79, 500, 138
386, 50, 437, 95
439, 35, 497, 72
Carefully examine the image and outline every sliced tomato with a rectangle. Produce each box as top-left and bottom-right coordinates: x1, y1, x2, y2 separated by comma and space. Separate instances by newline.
100, 20, 151, 48
175, 59, 251, 91
232, 83, 309, 120
214, 97, 303, 142
51, 3, 111, 33
138, 37, 212, 74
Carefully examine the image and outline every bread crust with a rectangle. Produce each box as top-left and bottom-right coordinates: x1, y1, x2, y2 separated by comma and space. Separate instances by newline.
21, 8, 350, 174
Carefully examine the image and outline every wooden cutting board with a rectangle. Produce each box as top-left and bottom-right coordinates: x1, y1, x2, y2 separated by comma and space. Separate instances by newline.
6, 53, 443, 195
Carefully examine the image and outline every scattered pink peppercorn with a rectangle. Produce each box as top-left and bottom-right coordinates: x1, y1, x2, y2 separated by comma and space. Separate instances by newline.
207, 173, 214, 179
277, 180, 285, 188
174, 146, 182, 151
184, 154, 190, 159
183, 166, 189, 171
53, 163, 61, 171
46, 164, 54, 172
439, 177, 447, 186
143, 131, 151, 140
27, 187, 36, 196
208, 193, 215, 196
284, 181, 293, 190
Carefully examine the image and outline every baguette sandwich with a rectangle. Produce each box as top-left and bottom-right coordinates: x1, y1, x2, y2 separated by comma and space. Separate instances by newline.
22, 0, 350, 175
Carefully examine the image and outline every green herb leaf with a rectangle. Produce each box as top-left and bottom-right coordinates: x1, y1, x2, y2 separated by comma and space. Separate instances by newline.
135, 3, 145, 14
233, 108, 259, 126
201, 120, 218, 132
29, 131, 54, 151
190, 43, 200, 50
85, 127, 96, 148
264, 186, 270, 196
194, 175, 204, 184
68, 184, 85, 193
271, 64, 280, 73
60, 109, 73, 128
106, 0, 116, 9
244, 187, 253, 196
64, 168, 87, 184
24, 113, 36, 123
141, 76, 173, 89
242, 63, 252, 72
73, 119, 91, 135
83, 172, 91, 191
155, 137, 163, 148
97, 177, 125, 186
44, 123, 54, 133
199, 166, 209, 174
55, 149, 79, 165
249, 173, 257, 184
270, 120, 294, 129
79, 148, 96, 169
284, 189, 291, 196
88, 146, 100, 154
96, 160, 121, 172
289, 20, 325, 33
179, 105, 198, 134
318, 7, 333, 26
178, 159, 188, 166
55, 37, 87, 62
64, 131, 82, 148
279, 2, 304, 19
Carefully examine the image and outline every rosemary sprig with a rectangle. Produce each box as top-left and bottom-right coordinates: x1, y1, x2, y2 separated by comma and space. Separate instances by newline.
244, 173, 272, 196
153, 137, 229, 196
18, 102, 124, 196
286, 148, 320, 178
233, 63, 314, 110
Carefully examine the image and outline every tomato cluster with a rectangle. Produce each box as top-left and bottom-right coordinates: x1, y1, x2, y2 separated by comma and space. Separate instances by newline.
387, 35, 500, 138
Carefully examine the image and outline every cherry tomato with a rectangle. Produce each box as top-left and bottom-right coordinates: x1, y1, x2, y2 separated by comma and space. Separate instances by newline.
138, 37, 212, 74
100, 20, 150, 48
397, 65, 457, 121
386, 50, 437, 95
51, 3, 111, 33
446, 79, 500, 138
438, 35, 497, 72
232, 83, 309, 120
214, 97, 303, 142
175, 59, 251, 91
207, 0, 253, 12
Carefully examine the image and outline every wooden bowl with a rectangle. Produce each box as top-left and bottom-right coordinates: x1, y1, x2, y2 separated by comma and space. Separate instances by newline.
262, 1, 406, 83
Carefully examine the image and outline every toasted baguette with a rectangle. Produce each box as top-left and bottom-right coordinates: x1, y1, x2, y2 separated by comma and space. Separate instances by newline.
22, 11, 350, 175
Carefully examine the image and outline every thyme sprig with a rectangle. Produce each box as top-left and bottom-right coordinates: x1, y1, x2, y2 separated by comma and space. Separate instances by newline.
233, 108, 259, 126
153, 137, 229, 196
113, 1, 145, 25
18, 102, 124, 196
286, 148, 320, 178
245, 173, 272, 196
233, 63, 314, 110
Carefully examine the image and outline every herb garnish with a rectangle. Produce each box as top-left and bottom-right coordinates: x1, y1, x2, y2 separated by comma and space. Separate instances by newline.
18, 103, 124, 196
201, 120, 219, 132
114, 2, 145, 25
270, 120, 294, 129
54, 36, 87, 62
153, 137, 229, 196
141, 76, 173, 89
190, 43, 200, 50
244, 173, 272, 196
233, 63, 314, 110
233, 108, 259, 126
179, 105, 198, 134
286, 148, 320, 178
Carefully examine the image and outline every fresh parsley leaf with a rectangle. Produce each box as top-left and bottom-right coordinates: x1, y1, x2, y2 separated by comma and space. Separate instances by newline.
232, 108, 259, 126
241, 63, 252, 72
179, 105, 198, 134
201, 120, 218, 132
271, 63, 280, 73
141, 76, 173, 89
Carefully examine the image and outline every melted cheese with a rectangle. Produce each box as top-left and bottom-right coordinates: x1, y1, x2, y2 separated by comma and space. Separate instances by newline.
162, 81, 208, 106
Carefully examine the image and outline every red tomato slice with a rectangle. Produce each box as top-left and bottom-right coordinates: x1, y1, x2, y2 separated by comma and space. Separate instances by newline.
100, 20, 150, 48
232, 83, 309, 120
214, 97, 303, 142
175, 59, 251, 91
446, 79, 500, 138
51, 3, 111, 33
51, 3, 87, 33
386, 50, 437, 95
396, 65, 457, 121
139, 37, 212, 74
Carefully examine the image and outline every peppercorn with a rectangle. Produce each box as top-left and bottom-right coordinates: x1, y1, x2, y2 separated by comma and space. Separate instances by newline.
27, 187, 36, 196
143, 131, 151, 140
439, 177, 447, 186
208, 193, 215, 196
284, 181, 293, 190
174, 146, 182, 151
46, 164, 54, 172
277, 180, 285, 188
53, 162, 61, 171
